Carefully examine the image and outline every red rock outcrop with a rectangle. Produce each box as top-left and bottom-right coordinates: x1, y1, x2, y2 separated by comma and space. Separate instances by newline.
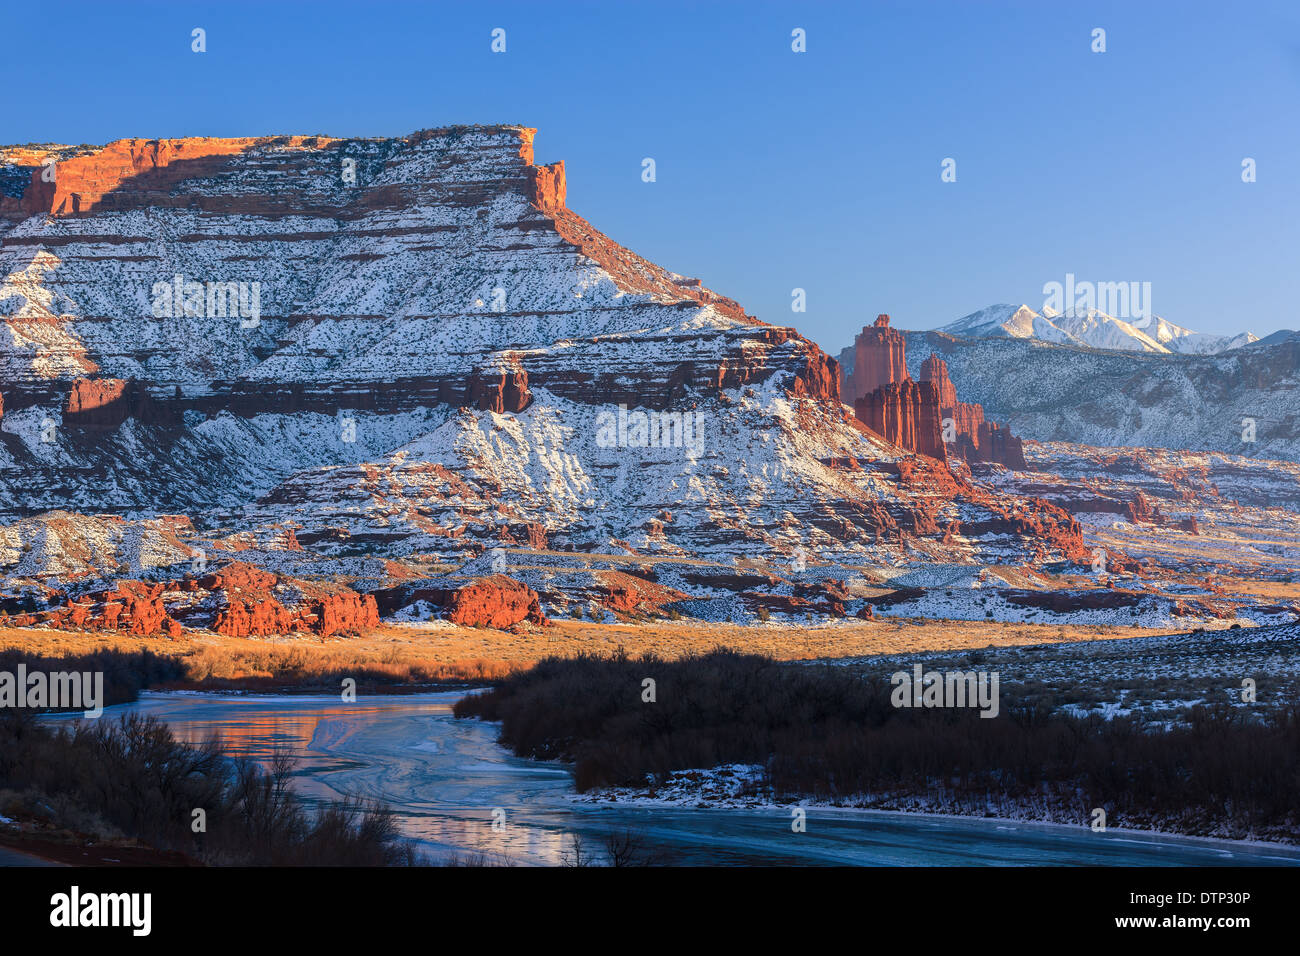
974, 421, 1028, 470
64, 378, 132, 429
433, 575, 547, 629
710, 326, 841, 405
1126, 490, 1156, 523
591, 569, 690, 617
527, 161, 566, 216
52, 580, 183, 637
498, 521, 548, 549
1058, 491, 1158, 524
467, 369, 531, 413
62, 377, 173, 430
301, 592, 381, 637
918, 353, 985, 438
211, 597, 295, 637
195, 562, 379, 637
372, 574, 547, 629
532, 154, 758, 328
20, 137, 325, 218
854, 379, 947, 461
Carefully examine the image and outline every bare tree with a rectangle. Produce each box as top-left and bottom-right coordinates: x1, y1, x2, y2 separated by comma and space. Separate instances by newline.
560, 832, 596, 867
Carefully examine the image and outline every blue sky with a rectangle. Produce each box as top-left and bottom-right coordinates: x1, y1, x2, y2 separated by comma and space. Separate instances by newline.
8, 1, 1298, 350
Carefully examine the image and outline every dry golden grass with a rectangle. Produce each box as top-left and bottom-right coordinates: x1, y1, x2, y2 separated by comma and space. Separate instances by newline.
0, 616, 1175, 689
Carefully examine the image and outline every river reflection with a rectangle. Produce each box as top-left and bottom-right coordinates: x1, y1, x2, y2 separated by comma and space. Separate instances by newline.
71, 692, 1300, 867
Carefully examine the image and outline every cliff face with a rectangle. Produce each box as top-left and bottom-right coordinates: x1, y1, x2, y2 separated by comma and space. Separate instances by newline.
917, 354, 1027, 468
973, 421, 1028, 470
0, 126, 841, 516
918, 353, 983, 438
842, 316, 944, 460
854, 379, 947, 461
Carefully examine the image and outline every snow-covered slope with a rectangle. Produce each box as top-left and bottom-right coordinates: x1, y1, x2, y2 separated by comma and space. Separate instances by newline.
1132, 315, 1258, 354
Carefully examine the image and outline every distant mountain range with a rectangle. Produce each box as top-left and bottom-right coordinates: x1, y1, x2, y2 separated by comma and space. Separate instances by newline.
940, 304, 1259, 355
835, 303, 1298, 461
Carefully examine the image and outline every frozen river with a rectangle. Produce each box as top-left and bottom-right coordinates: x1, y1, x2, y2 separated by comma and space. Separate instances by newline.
88, 691, 1300, 867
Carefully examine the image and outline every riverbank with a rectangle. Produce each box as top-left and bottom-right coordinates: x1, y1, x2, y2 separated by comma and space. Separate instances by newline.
568, 764, 1300, 848
0, 708, 419, 866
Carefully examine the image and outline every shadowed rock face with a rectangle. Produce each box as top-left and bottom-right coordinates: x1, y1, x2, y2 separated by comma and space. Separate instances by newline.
19, 138, 272, 218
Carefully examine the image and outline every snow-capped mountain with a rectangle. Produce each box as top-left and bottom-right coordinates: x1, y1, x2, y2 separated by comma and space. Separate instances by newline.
940, 304, 1258, 355
939, 304, 1080, 345
1133, 315, 1258, 354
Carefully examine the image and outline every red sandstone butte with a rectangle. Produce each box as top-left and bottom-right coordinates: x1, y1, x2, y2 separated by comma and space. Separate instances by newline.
918, 354, 985, 439
844, 321, 1027, 467
917, 353, 1028, 469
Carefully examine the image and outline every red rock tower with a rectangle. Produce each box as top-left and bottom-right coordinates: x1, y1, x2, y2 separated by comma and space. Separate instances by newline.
854, 380, 947, 460
918, 353, 985, 441
843, 322, 1028, 469
847, 314, 908, 405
